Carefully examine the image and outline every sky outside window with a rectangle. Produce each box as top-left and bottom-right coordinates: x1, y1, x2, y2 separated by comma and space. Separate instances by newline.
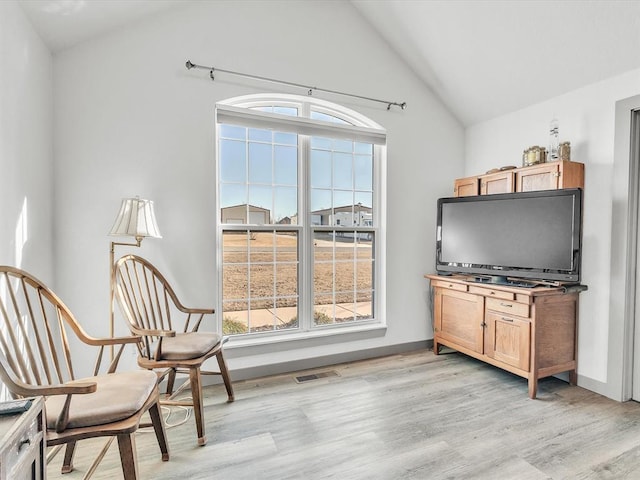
219, 116, 374, 225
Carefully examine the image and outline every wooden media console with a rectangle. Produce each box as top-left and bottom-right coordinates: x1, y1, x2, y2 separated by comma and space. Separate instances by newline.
425, 274, 587, 398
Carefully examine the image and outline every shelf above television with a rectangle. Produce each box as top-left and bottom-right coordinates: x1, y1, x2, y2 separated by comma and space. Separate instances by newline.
453, 160, 584, 197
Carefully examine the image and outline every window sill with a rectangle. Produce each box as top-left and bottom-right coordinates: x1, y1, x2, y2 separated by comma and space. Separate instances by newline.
224, 323, 388, 354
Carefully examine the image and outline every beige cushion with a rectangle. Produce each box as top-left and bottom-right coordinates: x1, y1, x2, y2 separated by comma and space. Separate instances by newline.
45, 370, 157, 430
157, 332, 221, 361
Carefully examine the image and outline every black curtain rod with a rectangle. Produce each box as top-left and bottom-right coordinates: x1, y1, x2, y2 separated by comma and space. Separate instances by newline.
185, 60, 406, 111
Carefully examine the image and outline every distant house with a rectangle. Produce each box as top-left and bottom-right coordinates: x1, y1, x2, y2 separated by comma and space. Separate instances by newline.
221, 204, 271, 225
311, 204, 372, 226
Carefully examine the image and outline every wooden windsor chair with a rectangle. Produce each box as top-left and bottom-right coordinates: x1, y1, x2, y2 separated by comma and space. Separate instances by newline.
113, 254, 234, 446
0, 265, 169, 480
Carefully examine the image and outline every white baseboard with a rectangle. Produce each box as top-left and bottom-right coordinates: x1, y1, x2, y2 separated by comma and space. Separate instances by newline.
202, 340, 432, 386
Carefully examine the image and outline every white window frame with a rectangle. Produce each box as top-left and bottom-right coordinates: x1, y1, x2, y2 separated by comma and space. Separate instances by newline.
215, 94, 387, 343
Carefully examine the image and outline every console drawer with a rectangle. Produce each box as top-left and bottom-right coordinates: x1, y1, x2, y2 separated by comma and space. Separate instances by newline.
431, 279, 468, 292
486, 297, 529, 318
468, 285, 515, 301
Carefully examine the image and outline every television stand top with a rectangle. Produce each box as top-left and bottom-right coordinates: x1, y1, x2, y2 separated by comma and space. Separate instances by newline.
429, 273, 587, 295
470, 275, 564, 289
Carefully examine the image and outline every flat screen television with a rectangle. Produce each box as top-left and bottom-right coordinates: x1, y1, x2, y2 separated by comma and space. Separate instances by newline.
436, 188, 582, 285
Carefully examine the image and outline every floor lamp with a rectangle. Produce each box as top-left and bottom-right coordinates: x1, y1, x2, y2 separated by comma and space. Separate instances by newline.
108, 197, 162, 359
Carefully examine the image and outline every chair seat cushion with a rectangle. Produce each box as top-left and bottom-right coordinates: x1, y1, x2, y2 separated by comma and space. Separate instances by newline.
157, 332, 222, 361
45, 370, 158, 430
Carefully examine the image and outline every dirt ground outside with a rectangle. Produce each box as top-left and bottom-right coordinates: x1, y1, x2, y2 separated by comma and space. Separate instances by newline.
222, 230, 373, 332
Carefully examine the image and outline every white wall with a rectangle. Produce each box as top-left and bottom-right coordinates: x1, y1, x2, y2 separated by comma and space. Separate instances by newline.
466, 68, 640, 399
8, 0, 636, 399
52, 1, 464, 378
0, 2, 53, 281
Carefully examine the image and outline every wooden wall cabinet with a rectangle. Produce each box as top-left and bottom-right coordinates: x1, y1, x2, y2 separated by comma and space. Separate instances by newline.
480, 170, 514, 195
514, 160, 584, 192
453, 177, 479, 197
426, 275, 584, 398
453, 161, 584, 197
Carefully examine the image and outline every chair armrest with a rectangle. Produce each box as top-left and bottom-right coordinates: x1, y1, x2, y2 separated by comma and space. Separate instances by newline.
197, 308, 215, 314
174, 307, 215, 333
178, 307, 215, 315
0, 349, 96, 398
128, 326, 177, 362
0, 374, 96, 399
83, 335, 143, 347
35, 381, 98, 396
130, 325, 176, 337
2, 379, 98, 433
45, 382, 99, 433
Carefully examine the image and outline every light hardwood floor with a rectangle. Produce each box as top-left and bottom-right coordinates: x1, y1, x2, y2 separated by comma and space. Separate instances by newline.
47, 349, 640, 479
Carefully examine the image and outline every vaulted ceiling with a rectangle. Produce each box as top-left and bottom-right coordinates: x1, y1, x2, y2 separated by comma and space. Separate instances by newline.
18, 0, 640, 126
352, 0, 640, 125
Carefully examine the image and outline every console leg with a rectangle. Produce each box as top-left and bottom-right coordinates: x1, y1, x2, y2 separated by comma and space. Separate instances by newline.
528, 378, 538, 399
569, 370, 577, 386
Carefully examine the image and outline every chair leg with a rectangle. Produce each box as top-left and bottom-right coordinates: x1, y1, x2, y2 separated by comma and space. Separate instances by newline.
189, 366, 206, 446
117, 433, 139, 480
216, 350, 235, 402
148, 400, 170, 461
165, 367, 177, 396
61, 441, 76, 474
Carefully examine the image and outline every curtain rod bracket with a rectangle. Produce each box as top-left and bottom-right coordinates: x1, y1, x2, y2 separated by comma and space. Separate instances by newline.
184, 59, 406, 111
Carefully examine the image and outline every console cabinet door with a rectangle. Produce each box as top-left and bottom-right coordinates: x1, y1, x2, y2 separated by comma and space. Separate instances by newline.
484, 310, 531, 371
434, 289, 484, 353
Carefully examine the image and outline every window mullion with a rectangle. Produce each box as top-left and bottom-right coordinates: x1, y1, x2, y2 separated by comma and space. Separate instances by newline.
299, 132, 311, 331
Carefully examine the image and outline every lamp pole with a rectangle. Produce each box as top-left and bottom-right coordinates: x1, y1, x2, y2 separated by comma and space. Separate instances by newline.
109, 236, 142, 360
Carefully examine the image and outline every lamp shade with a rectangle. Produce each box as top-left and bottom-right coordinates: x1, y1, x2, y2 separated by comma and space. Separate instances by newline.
109, 197, 162, 239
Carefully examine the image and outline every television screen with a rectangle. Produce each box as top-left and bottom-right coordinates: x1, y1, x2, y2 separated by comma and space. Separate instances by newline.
436, 188, 582, 284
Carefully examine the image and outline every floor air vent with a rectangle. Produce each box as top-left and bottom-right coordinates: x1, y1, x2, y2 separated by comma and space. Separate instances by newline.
295, 371, 339, 383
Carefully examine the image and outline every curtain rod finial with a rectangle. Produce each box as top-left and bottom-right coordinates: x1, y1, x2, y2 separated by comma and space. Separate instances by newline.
401, 102, 407, 110
185, 60, 194, 70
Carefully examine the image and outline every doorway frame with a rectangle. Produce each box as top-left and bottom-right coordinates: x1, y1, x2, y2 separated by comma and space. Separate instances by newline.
610, 94, 640, 401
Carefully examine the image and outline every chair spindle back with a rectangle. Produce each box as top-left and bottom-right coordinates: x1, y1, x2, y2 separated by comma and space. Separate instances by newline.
115, 255, 206, 359
0, 267, 87, 394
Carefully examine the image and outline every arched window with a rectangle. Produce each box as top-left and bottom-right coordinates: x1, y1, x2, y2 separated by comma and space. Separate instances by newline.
216, 94, 386, 337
